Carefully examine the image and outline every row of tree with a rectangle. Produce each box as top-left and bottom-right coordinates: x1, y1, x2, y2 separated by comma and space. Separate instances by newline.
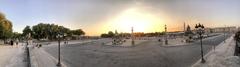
100, 31, 115, 38
1, 12, 86, 42
100, 31, 166, 38
22, 23, 85, 40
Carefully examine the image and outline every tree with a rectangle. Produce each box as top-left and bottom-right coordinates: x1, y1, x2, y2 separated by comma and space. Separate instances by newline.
100, 33, 109, 38
0, 12, 13, 42
0, 12, 5, 20
100, 31, 115, 38
185, 25, 193, 36
32, 23, 44, 40
12, 32, 21, 39
22, 26, 32, 37
31, 23, 80, 40
108, 31, 114, 37
70, 29, 85, 36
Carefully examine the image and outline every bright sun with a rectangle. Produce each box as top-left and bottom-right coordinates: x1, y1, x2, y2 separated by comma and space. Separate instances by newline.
107, 8, 165, 33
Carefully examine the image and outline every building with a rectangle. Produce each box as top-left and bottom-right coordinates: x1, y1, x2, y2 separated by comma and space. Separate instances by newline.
205, 26, 237, 33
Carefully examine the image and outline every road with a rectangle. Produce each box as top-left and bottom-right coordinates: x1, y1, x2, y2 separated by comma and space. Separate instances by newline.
42, 33, 231, 67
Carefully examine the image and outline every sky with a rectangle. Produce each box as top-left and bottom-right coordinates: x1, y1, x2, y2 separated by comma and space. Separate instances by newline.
0, 0, 240, 36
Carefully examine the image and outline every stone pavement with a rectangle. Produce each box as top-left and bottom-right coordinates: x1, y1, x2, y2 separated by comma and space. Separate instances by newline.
192, 35, 240, 67
163, 34, 223, 47
29, 44, 67, 67
105, 39, 149, 47
0, 43, 27, 67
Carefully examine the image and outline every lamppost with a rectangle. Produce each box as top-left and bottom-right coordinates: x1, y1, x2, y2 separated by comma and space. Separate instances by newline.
131, 27, 135, 46
165, 24, 168, 45
195, 23, 206, 63
56, 33, 63, 66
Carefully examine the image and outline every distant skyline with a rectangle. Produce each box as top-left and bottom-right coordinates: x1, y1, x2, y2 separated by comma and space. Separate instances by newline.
0, 0, 240, 36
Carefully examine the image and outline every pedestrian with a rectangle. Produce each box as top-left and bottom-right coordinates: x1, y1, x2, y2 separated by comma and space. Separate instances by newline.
64, 41, 67, 44
38, 44, 42, 48
16, 39, 19, 47
10, 40, 14, 46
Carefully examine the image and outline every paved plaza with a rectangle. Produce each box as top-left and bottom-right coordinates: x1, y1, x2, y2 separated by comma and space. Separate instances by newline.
34, 33, 231, 67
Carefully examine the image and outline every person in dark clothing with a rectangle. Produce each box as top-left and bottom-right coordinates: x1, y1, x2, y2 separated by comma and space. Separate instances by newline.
10, 40, 14, 46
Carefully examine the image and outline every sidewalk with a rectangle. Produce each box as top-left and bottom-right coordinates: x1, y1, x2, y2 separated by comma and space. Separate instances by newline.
29, 46, 67, 67
29, 39, 101, 67
0, 43, 27, 67
192, 35, 240, 67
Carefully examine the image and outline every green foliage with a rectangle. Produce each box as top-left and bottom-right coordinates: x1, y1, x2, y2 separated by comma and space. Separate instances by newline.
100, 31, 115, 38
144, 32, 164, 37
70, 29, 85, 36
101, 31, 165, 38
0, 12, 5, 20
32, 23, 70, 40
185, 25, 193, 36
108, 31, 115, 37
28, 23, 85, 40
0, 12, 13, 40
12, 32, 21, 39
100, 33, 109, 38
22, 26, 32, 37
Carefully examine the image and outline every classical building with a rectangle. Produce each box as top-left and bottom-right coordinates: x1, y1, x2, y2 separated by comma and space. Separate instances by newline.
205, 26, 237, 33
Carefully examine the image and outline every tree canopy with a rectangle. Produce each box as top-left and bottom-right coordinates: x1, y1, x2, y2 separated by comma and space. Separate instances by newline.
0, 12, 13, 40
70, 29, 85, 36
22, 26, 32, 37
185, 25, 193, 36
23, 23, 85, 40
100, 31, 115, 38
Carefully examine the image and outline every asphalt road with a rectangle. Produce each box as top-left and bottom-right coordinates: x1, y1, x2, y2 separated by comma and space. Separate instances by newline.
43, 33, 231, 67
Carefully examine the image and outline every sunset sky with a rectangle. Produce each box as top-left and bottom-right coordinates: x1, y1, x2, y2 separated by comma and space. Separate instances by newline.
0, 0, 240, 36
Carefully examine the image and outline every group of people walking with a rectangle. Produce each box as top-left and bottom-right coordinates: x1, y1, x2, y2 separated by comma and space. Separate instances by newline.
6, 39, 19, 47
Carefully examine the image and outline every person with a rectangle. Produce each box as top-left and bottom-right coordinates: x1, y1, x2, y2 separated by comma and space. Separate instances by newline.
64, 41, 67, 44
38, 44, 42, 48
10, 40, 14, 46
16, 39, 19, 46
64, 39, 68, 45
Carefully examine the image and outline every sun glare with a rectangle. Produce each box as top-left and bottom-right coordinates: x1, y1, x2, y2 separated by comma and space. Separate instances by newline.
108, 8, 165, 33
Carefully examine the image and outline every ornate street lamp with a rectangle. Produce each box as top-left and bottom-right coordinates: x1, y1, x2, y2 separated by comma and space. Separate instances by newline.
195, 23, 206, 63
56, 31, 64, 66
